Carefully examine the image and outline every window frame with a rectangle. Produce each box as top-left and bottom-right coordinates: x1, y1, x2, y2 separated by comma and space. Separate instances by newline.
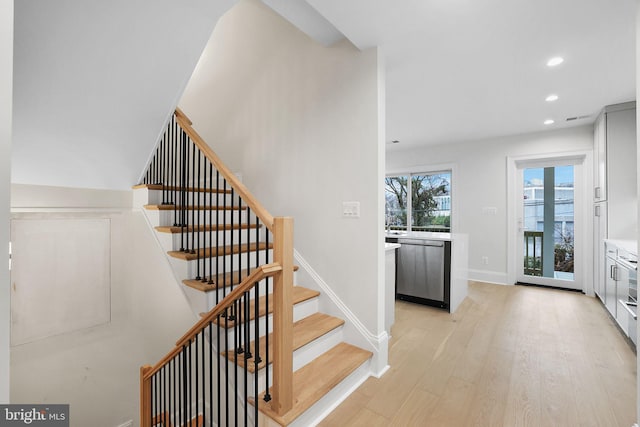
385, 167, 454, 234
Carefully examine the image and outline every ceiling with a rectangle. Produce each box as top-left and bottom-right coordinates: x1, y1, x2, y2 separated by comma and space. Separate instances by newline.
12, 0, 235, 190
12, 0, 637, 190
270, 0, 637, 150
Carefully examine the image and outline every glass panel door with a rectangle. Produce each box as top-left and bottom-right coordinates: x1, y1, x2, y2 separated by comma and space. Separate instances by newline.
519, 165, 577, 288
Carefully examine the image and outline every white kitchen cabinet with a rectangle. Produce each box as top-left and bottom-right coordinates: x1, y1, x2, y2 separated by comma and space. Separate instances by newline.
594, 202, 607, 302
594, 112, 607, 201
593, 102, 636, 300
606, 106, 637, 239
605, 250, 617, 318
615, 262, 630, 335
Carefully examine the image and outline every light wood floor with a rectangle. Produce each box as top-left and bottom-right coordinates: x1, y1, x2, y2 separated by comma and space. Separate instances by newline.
319, 281, 637, 427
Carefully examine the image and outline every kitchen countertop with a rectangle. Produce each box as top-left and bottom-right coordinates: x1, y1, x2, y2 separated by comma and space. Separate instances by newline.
604, 239, 637, 256
385, 231, 453, 241
385, 242, 401, 251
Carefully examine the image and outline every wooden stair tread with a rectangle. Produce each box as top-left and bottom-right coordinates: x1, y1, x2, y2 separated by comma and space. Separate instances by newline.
183, 265, 299, 292
144, 204, 246, 211
168, 242, 272, 261
214, 286, 320, 328
133, 183, 232, 194
253, 342, 372, 426
155, 223, 261, 233
223, 313, 345, 372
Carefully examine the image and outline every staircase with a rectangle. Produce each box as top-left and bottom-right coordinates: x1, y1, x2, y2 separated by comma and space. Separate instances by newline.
137, 109, 372, 426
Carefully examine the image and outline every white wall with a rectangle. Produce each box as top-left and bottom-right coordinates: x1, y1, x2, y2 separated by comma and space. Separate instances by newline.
179, 0, 385, 337
12, 0, 236, 190
387, 126, 593, 284
0, 0, 13, 404
10, 186, 198, 426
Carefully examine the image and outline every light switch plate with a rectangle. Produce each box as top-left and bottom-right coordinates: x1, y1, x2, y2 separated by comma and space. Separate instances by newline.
342, 201, 360, 218
482, 207, 497, 215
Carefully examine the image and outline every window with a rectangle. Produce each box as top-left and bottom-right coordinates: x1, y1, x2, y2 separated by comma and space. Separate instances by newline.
385, 171, 452, 232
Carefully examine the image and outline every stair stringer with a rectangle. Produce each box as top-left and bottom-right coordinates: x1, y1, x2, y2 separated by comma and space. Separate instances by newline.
293, 249, 389, 378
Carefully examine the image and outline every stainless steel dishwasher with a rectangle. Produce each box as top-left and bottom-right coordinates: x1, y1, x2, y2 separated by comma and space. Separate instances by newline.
396, 238, 451, 309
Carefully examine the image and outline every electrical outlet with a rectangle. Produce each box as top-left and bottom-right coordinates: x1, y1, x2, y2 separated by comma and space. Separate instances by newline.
482, 256, 489, 265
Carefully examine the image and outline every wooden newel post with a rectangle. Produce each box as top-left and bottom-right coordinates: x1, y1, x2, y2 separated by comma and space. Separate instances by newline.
140, 365, 152, 427
271, 216, 294, 415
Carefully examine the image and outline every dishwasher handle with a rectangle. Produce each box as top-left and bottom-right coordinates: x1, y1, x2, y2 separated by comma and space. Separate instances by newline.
398, 239, 445, 247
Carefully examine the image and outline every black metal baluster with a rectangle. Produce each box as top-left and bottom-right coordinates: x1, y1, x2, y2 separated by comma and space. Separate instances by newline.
208, 164, 214, 286
151, 149, 155, 186
202, 160, 209, 284
217, 314, 221, 427
190, 142, 196, 254
209, 322, 213, 427
189, 343, 193, 427
195, 334, 199, 426
158, 135, 164, 200
161, 366, 165, 424
184, 132, 190, 251
171, 357, 175, 427
244, 292, 250, 427
163, 132, 168, 204
264, 229, 271, 403
182, 351, 186, 427
195, 149, 202, 279
173, 116, 180, 226
180, 130, 187, 251
236, 195, 242, 350
224, 309, 229, 427
223, 180, 228, 299
215, 171, 221, 293
164, 365, 168, 424
169, 118, 174, 208
201, 327, 205, 427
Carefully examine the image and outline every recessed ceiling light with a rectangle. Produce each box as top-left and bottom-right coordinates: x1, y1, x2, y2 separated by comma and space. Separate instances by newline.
547, 57, 564, 67
545, 94, 559, 102
544, 119, 555, 125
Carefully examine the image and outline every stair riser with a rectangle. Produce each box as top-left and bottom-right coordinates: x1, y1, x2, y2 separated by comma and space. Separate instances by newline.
246, 325, 345, 396
154, 209, 250, 228
185, 250, 274, 281
145, 189, 239, 207
156, 230, 261, 253
216, 297, 320, 350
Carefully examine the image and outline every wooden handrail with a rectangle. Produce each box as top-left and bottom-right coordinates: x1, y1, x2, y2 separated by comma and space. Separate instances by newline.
143, 262, 282, 380
174, 107, 275, 232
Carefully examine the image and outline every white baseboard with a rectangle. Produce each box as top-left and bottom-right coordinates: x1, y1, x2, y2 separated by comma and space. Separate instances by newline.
467, 269, 510, 285
293, 249, 387, 376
